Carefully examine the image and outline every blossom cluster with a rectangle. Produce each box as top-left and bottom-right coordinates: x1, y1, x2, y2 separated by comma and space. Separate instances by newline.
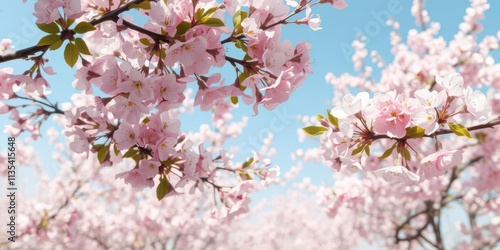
0, 0, 345, 208
308, 72, 493, 184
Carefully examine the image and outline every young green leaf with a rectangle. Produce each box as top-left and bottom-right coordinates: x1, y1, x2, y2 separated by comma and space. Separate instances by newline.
64, 43, 79, 67
139, 38, 151, 46
447, 122, 472, 138
402, 147, 411, 161
73, 22, 96, 34
141, 117, 151, 124
234, 39, 247, 52
302, 126, 328, 136
233, 10, 248, 33
36, 22, 60, 34
37, 34, 61, 46
97, 145, 109, 163
405, 126, 425, 138
202, 6, 218, 19
49, 40, 63, 50
113, 143, 120, 156
130, 1, 151, 10
238, 71, 249, 90
66, 18, 75, 27
239, 171, 252, 180
379, 143, 397, 159
156, 176, 169, 201
74, 38, 91, 55
352, 143, 365, 156
195, 8, 205, 21
317, 114, 326, 122
123, 149, 138, 158
231, 96, 238, 105
364, 145, 370, 156
175, 21, 192, 37
200, 17, 224, 27
327, 109, 339, 128
242, 157, 254, 168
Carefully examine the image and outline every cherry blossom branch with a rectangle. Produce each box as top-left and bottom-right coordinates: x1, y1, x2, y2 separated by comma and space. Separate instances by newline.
200, 177, 231, 190
0, 0, 148, 63
372, 116, 500, 141
262, 1, 319, 30
121, 19, 171, 44
395, 155, 485, 248
14, 95, 65, 115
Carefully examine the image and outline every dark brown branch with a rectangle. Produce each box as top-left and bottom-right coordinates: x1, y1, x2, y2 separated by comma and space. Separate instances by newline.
0, 0, 148, 63
15, 95, 65, 115
373, 116, 500, 141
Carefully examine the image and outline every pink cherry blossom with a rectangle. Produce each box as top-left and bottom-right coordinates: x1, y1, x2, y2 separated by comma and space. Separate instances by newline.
113, 122, 139, 150
436, 72, 464, 97
65, 128, 89, 156
372, 93, 412, 138
108, 95, 149, 124
418, 150, 463, 181
374, 166, 420, 185
138, 159, 161, 179
115, 168, 154, 190
464, 86, 491, 122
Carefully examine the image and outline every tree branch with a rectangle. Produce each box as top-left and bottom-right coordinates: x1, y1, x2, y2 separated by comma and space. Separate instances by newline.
372, 116, 500, 141
0, 0, 148, 63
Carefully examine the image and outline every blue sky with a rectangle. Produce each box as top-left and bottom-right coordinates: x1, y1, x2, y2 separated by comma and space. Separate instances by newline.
1, 0, 500, 204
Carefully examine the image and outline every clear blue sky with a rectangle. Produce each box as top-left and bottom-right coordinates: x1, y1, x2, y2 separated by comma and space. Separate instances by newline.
1, 0, 499, 201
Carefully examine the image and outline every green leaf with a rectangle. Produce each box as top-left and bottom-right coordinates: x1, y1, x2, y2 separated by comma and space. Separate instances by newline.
74, 38, 91, 55
139, 38, 151, 46
327, 110, 339, 128
352, 143, 364, 156
203, 6, 218, 19
402, 147, 411, 161
405, 126, 425, 138
302, 126, 328, 136
49, 39, 63, 50
37, 34, 61, 46
130, 1, 151, 10
234, 39, 247, 52
242, 157, 254, 168
73, 22, 96, 34
231, 96, 238, 105
447, 122, 472, 138
142, 117, 150, 124
233, 10, 248, 33
200, 17, 224, 27
156, 176, 169, 201
364, 145, 370, 156
238, 71, 249, 91
317, 114, 326, 122
132, 154, 141, 163
195, 8, 205, 21
239, 171, 252, 180
123, 149, 138, 158
113, 143, 120, 156
97, 145, 109, 163
175, 21, 192, 37
37, 22, 60, 34
66, 18, 75, 27
64, 43, 79, 67
379, 143, 396, 159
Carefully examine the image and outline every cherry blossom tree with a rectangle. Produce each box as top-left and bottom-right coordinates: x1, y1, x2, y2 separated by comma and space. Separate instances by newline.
296, 0, 500, 249
0, 0, 344, 222
1, 0, 500, 249
1, 91, 289, 248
